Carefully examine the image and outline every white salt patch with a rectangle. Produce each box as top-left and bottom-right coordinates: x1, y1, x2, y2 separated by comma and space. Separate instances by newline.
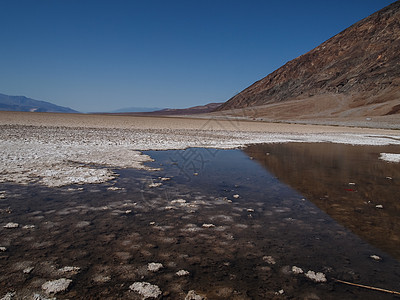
58, 266, 81, 274
380, 153, 400, 163
171, 199, 186, 204
176, 269, 190, 276
185, 290, 205, 300
370, 254, 382, 261
0, 292, 15, 300
202, 224, 215, 228
263, 256, 276, 265
291, 266, 304, 274
129, 281, 162, 298
305, 270, 327, 282
42, 278, 72, 294
22, 225, 35, 229
32, 294, 56, 300
3, 222, 19, 229
148, 183, 162, 188
23, 267, 34, 274
147, 262, 163, 272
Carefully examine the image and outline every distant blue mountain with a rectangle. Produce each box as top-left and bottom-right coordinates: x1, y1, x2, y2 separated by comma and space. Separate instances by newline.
0, 93, 79, 113
111, 106, 164, 113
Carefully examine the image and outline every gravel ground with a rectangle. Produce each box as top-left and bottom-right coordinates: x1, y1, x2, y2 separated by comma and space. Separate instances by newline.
1, 111, 399, 187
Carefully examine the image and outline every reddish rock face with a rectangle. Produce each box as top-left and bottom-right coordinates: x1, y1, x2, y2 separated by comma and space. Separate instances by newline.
217, 2, 400, 115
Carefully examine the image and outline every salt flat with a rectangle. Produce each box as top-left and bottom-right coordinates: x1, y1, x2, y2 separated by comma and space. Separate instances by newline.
1, 111, 399, 187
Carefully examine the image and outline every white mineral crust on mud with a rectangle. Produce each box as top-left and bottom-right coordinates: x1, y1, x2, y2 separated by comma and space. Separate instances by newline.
305, 270, 327, 282
129, 281, 162, 299
41, 278, 72, 294
1, 115, 399, 187
147, 262, 163, 272
380, 153, 400, 163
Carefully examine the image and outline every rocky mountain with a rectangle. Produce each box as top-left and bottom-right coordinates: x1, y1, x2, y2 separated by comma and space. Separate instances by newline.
0, 93, 78, 113
216, 1, 400, 125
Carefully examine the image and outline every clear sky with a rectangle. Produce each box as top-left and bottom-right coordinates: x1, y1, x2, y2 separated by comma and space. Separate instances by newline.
0, 0, 395, 112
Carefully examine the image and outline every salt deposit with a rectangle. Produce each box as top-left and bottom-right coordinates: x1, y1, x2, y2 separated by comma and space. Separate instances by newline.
380, 153, 400, 163
305, 270, 327, 282
147, 262, 163, 272
176, 269, 190, 276
3, 223, 19, 229
129, 281, 162, 298
1, 115, 399, 187
291, 266, 304, 274
41, 278, 72, 294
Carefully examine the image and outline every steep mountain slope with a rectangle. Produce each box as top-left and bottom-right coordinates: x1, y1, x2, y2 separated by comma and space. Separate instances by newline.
0, 93, 78, 113
216, 1, 400, 122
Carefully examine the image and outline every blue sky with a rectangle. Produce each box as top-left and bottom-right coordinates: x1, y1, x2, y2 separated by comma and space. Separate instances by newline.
0, 0, 395, 112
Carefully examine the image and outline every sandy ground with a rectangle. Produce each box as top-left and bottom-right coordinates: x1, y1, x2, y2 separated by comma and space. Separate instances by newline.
1, 111, 399, 187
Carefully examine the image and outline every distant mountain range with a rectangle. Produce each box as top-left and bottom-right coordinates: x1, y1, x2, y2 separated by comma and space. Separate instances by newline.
111, 106, 165, 113
216, 1, 400, 124
0, 93, 78, 113
109, 102, 223, 116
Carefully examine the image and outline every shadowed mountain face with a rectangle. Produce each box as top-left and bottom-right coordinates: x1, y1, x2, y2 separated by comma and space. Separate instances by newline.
217, 2, 400, 121
0, 93, 78, 113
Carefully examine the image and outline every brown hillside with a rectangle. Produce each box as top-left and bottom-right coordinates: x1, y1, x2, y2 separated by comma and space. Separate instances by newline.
216, 1, 400, 124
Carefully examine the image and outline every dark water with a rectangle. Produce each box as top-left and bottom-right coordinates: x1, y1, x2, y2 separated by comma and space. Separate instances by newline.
1, 144, 400, 299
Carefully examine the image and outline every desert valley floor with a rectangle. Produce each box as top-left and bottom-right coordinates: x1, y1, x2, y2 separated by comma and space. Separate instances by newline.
1, 111, 400, 299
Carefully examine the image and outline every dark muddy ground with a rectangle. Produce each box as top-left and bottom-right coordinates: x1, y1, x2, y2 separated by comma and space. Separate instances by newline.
1, 144, 399, 299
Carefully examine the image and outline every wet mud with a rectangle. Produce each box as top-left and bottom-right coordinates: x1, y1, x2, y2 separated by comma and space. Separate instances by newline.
1, 145, 400, 299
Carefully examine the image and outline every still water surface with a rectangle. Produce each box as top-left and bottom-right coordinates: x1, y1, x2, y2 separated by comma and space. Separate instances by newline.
0, 143, 399, 299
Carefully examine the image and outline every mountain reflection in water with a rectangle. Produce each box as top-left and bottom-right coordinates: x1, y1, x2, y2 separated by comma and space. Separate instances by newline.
244, 143, 400, 260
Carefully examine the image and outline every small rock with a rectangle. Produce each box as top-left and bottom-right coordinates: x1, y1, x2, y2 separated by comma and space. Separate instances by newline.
149, 222, 156, 225
176, 269, 190, 276
23, 267, 34, 274
160, 177, 171, 181
185, 290, 206, 300
291, 266, 304, 274
129, 282, 162, 299
233, 194, 239, 199
370, 254, 382, 261
0, 247, 6, 252
193, 173, 199, 176
42, 278, 72, 294
275, 289, 284, 295
3, 223, 19, 229
375, 205, 383, 209
305, 270, 327, 282
348, 182, 356, 186
125, 210, 132, 214
147, 262, 163, 272
247, 208, 254, 212
263, 256, 276, 265
386, 176, 392, 180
